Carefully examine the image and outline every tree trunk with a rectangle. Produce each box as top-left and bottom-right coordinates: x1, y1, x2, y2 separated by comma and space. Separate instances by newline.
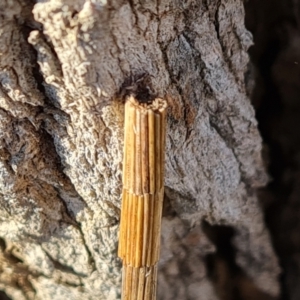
0, 0, 280, 299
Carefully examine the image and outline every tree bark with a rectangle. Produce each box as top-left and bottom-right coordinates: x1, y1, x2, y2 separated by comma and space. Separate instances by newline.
0, 0, 280, 299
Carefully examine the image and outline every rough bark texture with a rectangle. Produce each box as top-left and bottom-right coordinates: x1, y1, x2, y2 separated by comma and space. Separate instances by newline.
0, 0, 280, 299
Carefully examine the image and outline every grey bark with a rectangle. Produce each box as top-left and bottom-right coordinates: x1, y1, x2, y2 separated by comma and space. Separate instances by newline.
0, 0, 280, 299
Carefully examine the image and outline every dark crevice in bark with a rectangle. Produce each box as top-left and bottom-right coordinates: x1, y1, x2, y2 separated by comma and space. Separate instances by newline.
17, 4, 51, 105
203, 222, 237, 272
0, 291, 11, 300
1, 249, 23, 265
37, 128, 67, 179
41, 248, 86, 279
16, 279, 35, 300
26, 34, 63, 109
24, 23, 99, 277
0, 238, 6, 251
0, 252, 38, 299
213, 0, 221, 43
203, 222, 276, 300
128, 0, 139, 27
36, 129, 97, 272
